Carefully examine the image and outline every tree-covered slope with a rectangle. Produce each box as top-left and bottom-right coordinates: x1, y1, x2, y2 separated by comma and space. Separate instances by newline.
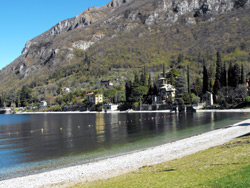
0, 0, 250, 105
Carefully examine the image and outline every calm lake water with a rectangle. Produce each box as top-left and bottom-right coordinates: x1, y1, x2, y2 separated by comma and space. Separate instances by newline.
0, 112, 249, 180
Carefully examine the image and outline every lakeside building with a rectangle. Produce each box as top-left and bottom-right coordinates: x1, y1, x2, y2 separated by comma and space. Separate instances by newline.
87, 92, 103, 105
40, 101, 48, 109
203, 92, 214, 106
153, 77, 176, 104
0, 107, 14, 114
104, 104, 119, 112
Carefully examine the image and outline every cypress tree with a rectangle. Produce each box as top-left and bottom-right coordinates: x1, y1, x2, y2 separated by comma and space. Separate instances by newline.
213, 52, 222, 95
202, 64, 208, 94
228, 62, 233, 87
176, 75, 187, 98
148, 73, 152, 87
232, 64, 241, 87
125, 81, 132, 102
163, 63, 166, 78
240, 64, 246, 85
221, 62, 227, 87
187, 65, 190, 93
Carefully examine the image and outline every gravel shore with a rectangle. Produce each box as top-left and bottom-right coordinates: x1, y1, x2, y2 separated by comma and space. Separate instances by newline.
1, 119, 250, 188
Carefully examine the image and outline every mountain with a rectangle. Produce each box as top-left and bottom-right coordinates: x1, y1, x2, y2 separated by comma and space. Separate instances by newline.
1, 0, 250, 94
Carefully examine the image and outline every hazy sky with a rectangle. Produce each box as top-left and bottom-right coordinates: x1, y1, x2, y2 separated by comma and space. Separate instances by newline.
0, 0, 111, 70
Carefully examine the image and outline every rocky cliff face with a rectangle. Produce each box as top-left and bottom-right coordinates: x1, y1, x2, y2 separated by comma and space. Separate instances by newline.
0, 0, 250, 91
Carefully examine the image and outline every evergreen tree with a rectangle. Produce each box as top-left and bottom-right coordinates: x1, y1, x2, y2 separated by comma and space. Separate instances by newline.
187, 65, 190, 93
213, 52, 222, 95
222, 62, 227, 87
166, 68, 179, 86
0, 93, 7, 107
125, 81, 132, 102
175, 75, 187, 98
240, 64, 246, 85
232, 64, 241, 87
177, 54, 183, 64
153, 84, 158, 95
16, 94, 21, 107
163, 63, 166, 78
20, 85, 33, 107
148, 73, 152, 87
228, 62, 234, 87
140, 65, 148, 85
134, 73, 141, 86
202, 64, 208, 94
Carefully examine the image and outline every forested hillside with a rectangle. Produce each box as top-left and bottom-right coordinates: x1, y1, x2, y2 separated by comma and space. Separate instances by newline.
0, 0, 250, 109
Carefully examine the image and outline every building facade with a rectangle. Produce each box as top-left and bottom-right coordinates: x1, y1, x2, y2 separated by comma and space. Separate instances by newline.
87, 92, 103, 105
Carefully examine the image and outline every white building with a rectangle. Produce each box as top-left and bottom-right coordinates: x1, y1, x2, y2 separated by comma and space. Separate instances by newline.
156, 77, 176, 103
40, 101, 47, 109
203, 92, 214, 106
104, 104, 119, 112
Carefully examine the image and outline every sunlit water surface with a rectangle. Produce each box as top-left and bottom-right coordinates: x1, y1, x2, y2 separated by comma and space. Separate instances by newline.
0, 112, 249, 180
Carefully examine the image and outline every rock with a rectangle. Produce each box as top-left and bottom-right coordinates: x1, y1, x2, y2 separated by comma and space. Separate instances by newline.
107, 0, 133, 8
72, 41, 95, 50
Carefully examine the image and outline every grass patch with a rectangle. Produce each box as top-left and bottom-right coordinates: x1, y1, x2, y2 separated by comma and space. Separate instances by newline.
71, 135, 250, 188
203, 165, 250, 187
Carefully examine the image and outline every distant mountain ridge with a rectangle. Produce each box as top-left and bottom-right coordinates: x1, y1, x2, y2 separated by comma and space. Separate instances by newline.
0, 0, 250, 92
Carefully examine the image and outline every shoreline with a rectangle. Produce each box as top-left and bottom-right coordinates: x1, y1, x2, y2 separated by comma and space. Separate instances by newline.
1, 119, 250, 188
14, 108, 250, 114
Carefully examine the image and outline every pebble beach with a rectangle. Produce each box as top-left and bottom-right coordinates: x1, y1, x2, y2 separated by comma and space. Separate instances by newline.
1, 119, 250, 188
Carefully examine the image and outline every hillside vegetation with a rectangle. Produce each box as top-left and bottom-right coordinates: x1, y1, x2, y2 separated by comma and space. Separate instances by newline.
0, 0, 250, 109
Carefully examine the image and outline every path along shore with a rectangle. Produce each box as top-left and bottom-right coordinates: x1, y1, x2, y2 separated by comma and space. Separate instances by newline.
1, 119, 250, 188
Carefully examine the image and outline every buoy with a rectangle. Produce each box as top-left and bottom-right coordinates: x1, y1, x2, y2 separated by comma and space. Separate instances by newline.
244, 112, 247, 115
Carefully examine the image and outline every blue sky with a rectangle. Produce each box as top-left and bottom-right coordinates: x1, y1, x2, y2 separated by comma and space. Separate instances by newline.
0, 0, 111, 70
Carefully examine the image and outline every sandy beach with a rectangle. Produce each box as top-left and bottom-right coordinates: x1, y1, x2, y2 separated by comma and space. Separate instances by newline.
1, 119, 250, 188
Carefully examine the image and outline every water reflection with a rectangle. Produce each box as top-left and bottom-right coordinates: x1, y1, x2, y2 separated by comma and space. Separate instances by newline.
0, 112, 249, 180
96, 114, 105, 143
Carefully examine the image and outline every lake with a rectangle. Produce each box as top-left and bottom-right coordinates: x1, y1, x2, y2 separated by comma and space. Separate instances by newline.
0, 112, 249, 180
